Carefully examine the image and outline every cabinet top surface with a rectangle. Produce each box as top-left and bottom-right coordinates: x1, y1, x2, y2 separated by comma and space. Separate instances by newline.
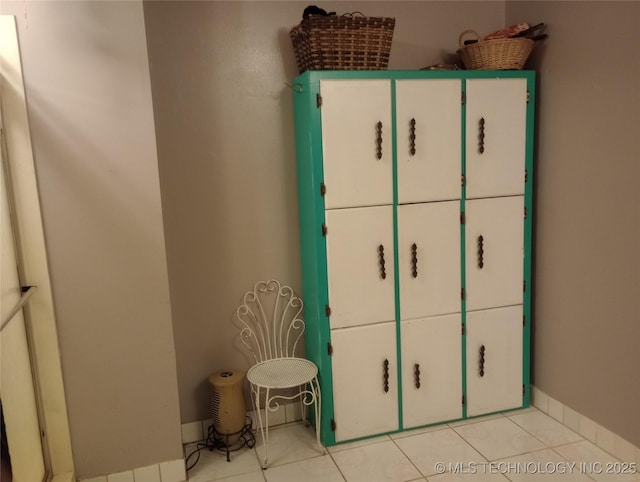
294, 69, 536, 83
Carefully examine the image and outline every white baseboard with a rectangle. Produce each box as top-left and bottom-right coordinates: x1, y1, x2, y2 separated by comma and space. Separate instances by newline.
78, 459, 185, 482
531, 385, 640, 465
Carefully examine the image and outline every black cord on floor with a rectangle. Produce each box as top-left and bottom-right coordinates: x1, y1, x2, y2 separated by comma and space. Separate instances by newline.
186, 416, 256, 472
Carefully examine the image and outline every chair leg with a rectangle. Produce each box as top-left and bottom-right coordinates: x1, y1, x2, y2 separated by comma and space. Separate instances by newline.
312, 376, 325, 454
299, 386, 307, 426
263, 388, 271, 469
252, 385, 269, 469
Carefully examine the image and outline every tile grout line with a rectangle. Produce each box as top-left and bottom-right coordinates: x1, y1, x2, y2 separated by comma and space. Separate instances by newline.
389, 432, 433, 479
505, 408, 583, 452
545, 446, 600, 482
325, 450, 350, 482
450, 417, 548, 465
448, 423, 504, 463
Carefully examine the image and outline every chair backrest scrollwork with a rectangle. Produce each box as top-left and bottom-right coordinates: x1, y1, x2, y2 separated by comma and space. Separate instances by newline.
235, 280, 305, 363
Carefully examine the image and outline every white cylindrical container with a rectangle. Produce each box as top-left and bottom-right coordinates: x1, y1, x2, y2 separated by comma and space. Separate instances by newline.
208, 370, 246, 444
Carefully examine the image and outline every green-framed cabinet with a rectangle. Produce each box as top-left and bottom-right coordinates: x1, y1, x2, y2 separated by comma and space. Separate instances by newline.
292, 70, 535, 446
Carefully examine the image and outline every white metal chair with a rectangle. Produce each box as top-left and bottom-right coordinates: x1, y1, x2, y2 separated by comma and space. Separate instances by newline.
235, 279, 323, 469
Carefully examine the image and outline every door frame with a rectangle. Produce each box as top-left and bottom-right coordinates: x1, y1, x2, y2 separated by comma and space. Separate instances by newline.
1, 15, 75, 482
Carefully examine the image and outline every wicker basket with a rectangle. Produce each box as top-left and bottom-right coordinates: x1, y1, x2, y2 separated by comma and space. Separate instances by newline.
457, 30, 534, 70
290, 14, 395, 74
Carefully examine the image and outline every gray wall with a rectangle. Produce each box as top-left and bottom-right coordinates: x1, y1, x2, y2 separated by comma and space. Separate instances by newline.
0, 1, 183, 478
506, 1, 640, 447
142, 0, 505, 424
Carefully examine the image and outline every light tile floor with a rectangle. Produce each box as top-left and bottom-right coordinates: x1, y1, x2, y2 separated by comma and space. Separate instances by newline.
184, 407, 640, 482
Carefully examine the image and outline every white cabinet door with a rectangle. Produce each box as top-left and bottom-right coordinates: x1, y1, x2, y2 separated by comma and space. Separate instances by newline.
466, 306, 523, 416
320, 79, 392, 209
401, 314, 462, 428
465, 196, 524, 311
465, 78, 527, 199
398, 201, 461, 320
396, 79, 461, 203
331, 322, 398, 441
325, 206, 395, 329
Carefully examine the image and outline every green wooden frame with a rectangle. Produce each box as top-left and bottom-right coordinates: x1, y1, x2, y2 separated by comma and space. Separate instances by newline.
293, 70, 535, 446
